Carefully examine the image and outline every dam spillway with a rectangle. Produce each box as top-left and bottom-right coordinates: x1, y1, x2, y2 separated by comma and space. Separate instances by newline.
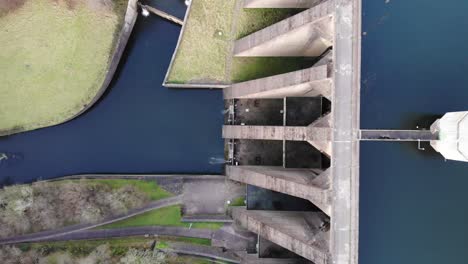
221, 0, 361, 263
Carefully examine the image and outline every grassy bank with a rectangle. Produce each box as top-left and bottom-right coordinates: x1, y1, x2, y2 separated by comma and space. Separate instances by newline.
78, 179, 173, 201
0, 0, 127, 135
165, 0, 306, 85
0, 179, 171, 238
166, 0, 236, 84
100, 205, 224, 230
15, 237, 213, 263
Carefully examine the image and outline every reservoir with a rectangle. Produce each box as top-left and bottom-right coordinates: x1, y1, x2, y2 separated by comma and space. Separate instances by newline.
360, 0, 468, 263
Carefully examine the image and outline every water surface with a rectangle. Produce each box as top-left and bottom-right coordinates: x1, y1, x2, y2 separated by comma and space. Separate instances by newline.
361, 0, 468, 263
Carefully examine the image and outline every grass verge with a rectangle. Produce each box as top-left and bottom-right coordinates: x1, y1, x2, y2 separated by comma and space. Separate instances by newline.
229, 196, 246, 206
100, 205, 224, 230
18, 236, 212, 259
19, 237, 155, 257
82, 179, 173, 201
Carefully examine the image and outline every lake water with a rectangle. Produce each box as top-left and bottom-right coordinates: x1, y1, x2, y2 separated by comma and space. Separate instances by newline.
361, 0, 468, 263
0, 1, 224, 184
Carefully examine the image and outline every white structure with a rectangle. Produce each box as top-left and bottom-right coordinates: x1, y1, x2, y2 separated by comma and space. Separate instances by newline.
431, 111, 468, 162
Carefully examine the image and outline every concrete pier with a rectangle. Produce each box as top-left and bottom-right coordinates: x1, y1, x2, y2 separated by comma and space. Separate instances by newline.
240, 253, 309, 264
223, 114, 332, 155
140, 4, 183, 26
232, 207, 330, 264
360, 129, 437, 141
222, 125, 330, 142
233, 1, 335, 57
224, 64, 332, 100
227, 166, 330, 214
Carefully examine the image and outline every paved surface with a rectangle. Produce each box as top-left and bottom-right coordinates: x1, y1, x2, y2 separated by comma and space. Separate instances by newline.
0, 196, 182, 245
183, 178, 229, 215
330, 0, 361, 263
212, 224, 257, 252
165, 242, 241, 264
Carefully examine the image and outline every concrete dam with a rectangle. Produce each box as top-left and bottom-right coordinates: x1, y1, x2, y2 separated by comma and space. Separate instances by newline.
166, 0, 468, 263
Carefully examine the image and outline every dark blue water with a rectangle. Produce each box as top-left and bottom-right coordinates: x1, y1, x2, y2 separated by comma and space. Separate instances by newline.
0, 2, 224, 184
361, 1, 468, 263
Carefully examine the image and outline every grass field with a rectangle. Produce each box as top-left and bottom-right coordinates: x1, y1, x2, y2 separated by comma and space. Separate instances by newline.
100, 205, 224, 230
0, 0, 127, 135
166, 0, 236, 84
82, 179, 173, 201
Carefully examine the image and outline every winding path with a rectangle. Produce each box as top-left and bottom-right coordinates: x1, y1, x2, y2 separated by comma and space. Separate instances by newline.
0, 195, 182, 245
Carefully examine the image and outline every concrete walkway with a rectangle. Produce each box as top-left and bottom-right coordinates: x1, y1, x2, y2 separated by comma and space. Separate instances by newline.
164, 242, 241, 264
0, 195, 182, 245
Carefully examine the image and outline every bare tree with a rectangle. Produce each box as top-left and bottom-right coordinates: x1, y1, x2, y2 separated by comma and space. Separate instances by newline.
0, 181, 149, 238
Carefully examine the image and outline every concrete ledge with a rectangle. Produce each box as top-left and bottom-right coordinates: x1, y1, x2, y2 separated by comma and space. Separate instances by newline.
329, 0, 361, 263
232, 207, 330, 263
234, 1, 335, 57
164, 242, 241, 264
244, 0, 327, 9
240, 253, 309, 264
227, 166, 331, 214
224, 65, 332, 99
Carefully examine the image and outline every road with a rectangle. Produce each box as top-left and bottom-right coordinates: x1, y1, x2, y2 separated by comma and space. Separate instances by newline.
43, 226, 214, 242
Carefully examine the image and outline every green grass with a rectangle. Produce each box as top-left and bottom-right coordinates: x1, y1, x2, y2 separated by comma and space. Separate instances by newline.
157, 236, 212, 246
21, 237, 155, 257
100, 205, 224, 230
86, 179, 173, 201
0, 0, 127, 135
236, 8, 302, 39
229, 196, 246, 206
166, 0, 236, 84
155, 240, 169, 249
19, 236, 211, 259
231, 57, 311, 83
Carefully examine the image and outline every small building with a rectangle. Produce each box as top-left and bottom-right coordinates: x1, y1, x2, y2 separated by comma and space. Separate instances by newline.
431, 111, 468, 162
